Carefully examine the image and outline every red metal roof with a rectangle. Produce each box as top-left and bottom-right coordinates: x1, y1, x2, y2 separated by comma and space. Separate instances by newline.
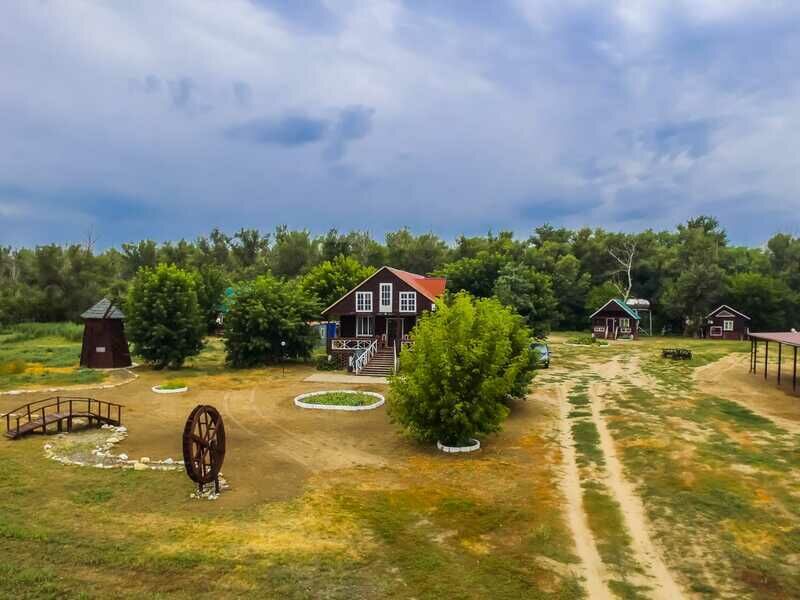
749, 331, 800, 346
386, 267, 447, 301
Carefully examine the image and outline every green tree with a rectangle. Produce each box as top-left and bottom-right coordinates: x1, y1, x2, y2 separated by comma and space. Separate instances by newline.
224, 275, 320, 367
271, 225, 319, 277
727, 272, 796, 330
300, 255, 374, 312
493, 263, 557, 338
440, 252, 509, 298
385, 228, 450, 274
125, 264, 204, 369
585, 282, 620, 313
389, 293, 535, 446
660, 216, 728, 334
193, 265, 230, 334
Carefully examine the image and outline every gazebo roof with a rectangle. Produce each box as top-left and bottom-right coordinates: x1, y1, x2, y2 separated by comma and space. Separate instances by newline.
749, 331, 800, 347
81, 298, 125, 320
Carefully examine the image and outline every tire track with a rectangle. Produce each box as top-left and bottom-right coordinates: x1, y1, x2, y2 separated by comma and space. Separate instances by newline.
555, 383, 613, 599
588, 381, 685, 600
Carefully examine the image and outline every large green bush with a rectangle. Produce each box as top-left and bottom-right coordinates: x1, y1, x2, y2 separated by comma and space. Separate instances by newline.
224, 275, 320, 367
388, 293, 536, 446
125, 264, 205, 369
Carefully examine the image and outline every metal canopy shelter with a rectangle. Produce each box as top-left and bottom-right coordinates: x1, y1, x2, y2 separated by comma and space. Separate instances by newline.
749, 331, 800, 392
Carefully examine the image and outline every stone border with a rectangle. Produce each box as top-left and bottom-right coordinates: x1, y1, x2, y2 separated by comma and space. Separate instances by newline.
437, 438, 481, 453
152, 385, 189, 394
0, 366, 139, 396
43, 423, 184, 472
564, 342, 609, 348
294, 390, 385, 411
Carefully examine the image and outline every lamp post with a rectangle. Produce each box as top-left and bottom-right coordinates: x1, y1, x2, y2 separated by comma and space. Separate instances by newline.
280, 340, 286, 377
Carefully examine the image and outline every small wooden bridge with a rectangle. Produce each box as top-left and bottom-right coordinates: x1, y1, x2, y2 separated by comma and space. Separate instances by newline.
2, 397, 123, 440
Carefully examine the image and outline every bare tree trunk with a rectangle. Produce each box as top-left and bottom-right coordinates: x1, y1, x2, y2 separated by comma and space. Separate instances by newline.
608, 241, 637, 301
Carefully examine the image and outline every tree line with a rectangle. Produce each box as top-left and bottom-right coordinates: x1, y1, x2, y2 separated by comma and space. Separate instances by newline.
2, 216, 799, 335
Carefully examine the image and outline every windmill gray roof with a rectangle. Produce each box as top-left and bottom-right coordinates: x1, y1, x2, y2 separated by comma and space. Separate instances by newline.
81, 298, 125, 320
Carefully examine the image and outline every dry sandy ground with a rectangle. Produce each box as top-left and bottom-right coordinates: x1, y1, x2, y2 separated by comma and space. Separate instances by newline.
0, 366, 401, 507
694, 353, 800, 434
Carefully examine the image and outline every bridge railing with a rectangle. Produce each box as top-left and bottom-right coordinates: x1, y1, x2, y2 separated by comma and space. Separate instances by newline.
2, 396, 124, 438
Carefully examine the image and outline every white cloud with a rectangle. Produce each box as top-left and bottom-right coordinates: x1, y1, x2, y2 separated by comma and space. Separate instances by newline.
0, 0, 799, 246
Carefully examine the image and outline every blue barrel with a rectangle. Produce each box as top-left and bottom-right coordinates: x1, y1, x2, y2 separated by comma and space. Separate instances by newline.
325, 322, 337, 339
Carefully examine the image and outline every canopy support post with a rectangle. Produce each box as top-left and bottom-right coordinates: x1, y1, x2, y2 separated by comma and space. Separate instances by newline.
754, 340, 758, 374
765, 341, 769, 380
794, 346, 797, 393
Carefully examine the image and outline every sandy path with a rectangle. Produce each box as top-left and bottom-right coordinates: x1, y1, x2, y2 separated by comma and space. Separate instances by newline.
588, 382, 685, 600
554, 384, 612, 600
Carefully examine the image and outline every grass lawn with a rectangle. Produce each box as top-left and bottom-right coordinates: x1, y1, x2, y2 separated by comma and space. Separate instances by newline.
0, 323, 106, 391
0, 336, 581, 599
2, 330, 799, 598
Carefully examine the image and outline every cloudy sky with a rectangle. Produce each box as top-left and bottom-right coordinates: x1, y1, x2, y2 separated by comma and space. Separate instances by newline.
2, 1, 800, 248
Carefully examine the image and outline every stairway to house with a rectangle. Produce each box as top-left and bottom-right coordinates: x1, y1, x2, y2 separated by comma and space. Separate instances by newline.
358, 347, 395, 377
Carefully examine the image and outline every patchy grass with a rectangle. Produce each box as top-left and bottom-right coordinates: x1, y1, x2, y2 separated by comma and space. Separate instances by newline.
0, 328, 107, 391
604, 378, 800, 597
572, 421, 604, 468
0, 370, 580, 599
0, 321, 84, 343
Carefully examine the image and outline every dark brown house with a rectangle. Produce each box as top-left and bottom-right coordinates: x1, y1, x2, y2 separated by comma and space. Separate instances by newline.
704, 305, 750, 340
80, 298, 132, 369
321, 267, 446, 375
589, 298, 641, 340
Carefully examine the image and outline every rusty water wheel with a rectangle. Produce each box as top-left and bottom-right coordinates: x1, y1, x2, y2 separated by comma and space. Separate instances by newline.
182, 405, 226, 494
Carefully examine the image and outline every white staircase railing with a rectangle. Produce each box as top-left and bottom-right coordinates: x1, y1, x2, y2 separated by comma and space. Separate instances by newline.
393, 341, 397, 375
353, 339, 378, 375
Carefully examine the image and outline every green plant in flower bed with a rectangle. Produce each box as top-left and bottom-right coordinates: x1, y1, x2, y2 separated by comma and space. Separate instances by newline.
567, 335, 608, 346
305, 392, 376, 406
159, 380, 188, 390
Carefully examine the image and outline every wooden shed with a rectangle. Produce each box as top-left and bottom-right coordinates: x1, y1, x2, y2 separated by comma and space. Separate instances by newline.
589, 298, 641, 340
80, 298, 132, 369
704, 305, 750, 340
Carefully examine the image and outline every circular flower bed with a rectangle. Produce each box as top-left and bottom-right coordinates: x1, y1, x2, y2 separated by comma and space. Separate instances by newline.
294, 390, 384, 411
152, 381, 189, 394
437, 439, 481, 454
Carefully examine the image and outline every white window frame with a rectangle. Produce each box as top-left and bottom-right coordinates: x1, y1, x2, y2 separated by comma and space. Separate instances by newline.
723, 319, 734, 331
355, 291, 372, 312
619, 317, 630, 331
399, 291, 417, 313
710, 325, 723, 337
379, 283, 392, 312
356, 315, 374, 337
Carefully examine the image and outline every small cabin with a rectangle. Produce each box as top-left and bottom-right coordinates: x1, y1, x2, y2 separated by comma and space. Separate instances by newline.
80, 298, 132, 369
704, 305, 750, 340
590, 298, 640, 340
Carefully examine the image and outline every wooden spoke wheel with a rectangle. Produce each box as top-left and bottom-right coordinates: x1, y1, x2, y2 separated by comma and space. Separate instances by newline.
182, 405, 226, 493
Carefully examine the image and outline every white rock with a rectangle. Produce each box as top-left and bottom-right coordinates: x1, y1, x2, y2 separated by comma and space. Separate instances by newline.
118, 453, 128, 461
140, 457, 150, 464
164, 458, 174, 464
133, 462, 148, 471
